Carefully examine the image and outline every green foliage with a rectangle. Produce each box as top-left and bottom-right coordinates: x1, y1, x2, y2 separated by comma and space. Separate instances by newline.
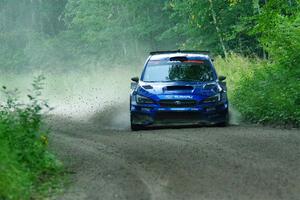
214, 54, 263, 97
212, 1, 300, 126
0, 0, 276, 70
0, 0, 68, 71
229, 0, 300, 126
62, 0, 175, 62
163, 0, 260, 56
215, 54, 300, 126
0, 76, 63, 200
255, 0, 300, 66
0, 140, 31, 200
232, 63, 300, 126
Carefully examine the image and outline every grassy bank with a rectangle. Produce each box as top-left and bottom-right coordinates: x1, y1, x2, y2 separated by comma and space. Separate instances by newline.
0, 76, 64, 200
215, 54, 300, 127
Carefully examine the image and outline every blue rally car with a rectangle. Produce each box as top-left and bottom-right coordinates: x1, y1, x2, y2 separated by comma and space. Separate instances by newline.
130, 50, 229, 131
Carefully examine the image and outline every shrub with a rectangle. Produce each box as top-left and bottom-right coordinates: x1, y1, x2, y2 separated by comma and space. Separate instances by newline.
233, 63, 300, 126
230, 2, 300, 126
0, 75, 62, 200
0, 138, 31, 200
214, 53, 263, 98
215, 54, 300, 126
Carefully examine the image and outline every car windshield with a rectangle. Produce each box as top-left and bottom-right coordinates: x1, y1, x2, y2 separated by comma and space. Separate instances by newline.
142, 60, 216, 82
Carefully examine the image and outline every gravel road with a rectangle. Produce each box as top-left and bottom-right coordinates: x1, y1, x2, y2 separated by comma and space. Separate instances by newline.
50, 117, 300, 200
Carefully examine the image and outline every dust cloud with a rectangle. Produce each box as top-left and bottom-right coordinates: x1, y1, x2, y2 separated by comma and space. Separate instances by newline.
45, 66, 141, 130
229, 106, 242, 125
0, 65, 142, 130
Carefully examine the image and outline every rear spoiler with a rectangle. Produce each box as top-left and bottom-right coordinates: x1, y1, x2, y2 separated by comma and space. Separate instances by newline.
150, 50, 211, 55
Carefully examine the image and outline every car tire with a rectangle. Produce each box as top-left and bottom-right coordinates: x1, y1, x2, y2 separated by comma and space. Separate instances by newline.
216, 121, 228, 127
216, 110, 229, 127
130, 113, 142, 131
131, 124, 141, 131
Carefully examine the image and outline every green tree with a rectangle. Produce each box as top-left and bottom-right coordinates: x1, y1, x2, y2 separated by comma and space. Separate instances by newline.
0, 0, 67, 71
163, 0, 261, 56
62, 0, 175, 61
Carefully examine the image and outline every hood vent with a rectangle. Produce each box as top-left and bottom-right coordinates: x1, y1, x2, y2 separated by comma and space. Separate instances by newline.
142, 85, 153, 90
165, 86, 194, 91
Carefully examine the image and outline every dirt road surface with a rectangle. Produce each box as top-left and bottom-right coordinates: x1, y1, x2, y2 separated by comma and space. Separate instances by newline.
50, 117, 300, 200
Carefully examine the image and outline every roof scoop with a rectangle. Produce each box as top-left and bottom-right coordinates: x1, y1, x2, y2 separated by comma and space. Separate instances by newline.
170, 56, 188, 62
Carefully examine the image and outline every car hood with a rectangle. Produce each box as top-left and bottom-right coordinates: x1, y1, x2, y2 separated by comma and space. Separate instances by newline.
136, 81, 221, 101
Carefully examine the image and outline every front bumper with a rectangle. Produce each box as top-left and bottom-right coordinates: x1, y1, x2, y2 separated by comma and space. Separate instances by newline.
131, 103, 229, 127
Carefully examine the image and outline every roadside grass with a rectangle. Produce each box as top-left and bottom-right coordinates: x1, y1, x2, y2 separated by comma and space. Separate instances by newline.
215, 54, 300, 127
0, 75, 65, 200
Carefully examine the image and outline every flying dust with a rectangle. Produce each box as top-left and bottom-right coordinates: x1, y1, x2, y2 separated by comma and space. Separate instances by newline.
1, 65, 142, 130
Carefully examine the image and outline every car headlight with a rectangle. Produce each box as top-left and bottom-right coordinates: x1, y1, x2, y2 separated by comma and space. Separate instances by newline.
136, 94, 154, 104
203, 93, 221, 103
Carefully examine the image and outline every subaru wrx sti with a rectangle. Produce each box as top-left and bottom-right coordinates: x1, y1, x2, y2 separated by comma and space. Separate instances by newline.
130, 50, 229, 130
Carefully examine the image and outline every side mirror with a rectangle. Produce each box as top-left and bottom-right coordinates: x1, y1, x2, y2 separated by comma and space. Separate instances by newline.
131, 77, 139, 82
219, 76, 226, 82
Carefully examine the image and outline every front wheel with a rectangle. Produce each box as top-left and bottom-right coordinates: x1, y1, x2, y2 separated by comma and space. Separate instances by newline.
130, 113, 142, 131
216, 110, 229, 127
216, 121, 229, 127
131, 123, 141, 131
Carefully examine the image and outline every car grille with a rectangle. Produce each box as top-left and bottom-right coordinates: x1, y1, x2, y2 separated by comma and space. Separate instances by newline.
155, 112, 201, 122
159, 100, 197, 107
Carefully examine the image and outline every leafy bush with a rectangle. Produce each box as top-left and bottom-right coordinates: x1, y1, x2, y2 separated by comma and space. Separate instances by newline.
0, 139, 30, 199
214, 54, 263, 98
234, 64, 300, 126
213, 2, 300, 127
0, 75, 63, 200
215, 54, 300, 126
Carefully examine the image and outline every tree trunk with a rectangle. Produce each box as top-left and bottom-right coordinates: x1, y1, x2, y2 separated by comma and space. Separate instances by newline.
254, 0, 268, 59
208, 0, 228, 57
